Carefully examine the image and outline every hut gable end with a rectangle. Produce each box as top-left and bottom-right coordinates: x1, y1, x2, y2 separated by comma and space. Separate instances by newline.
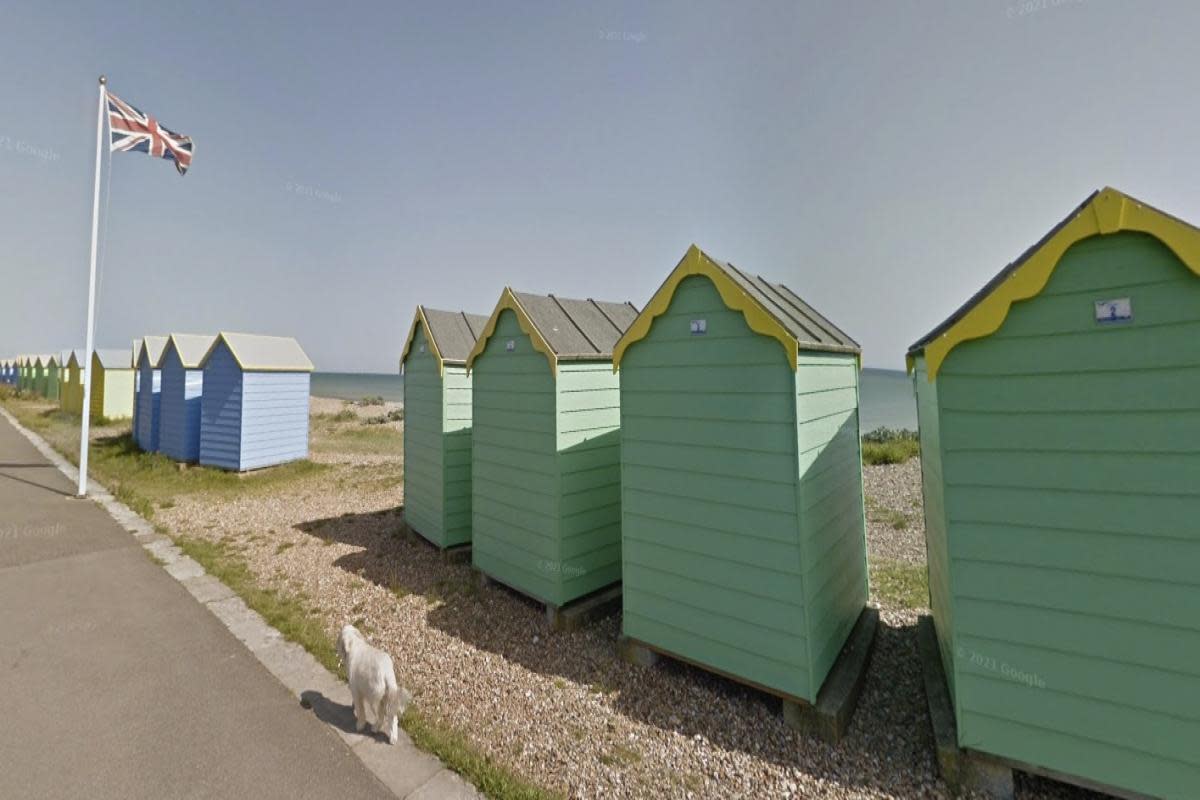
198, 341, 244, 470
466, 288, 639, 375
613, 245, 860, 372
401, 306, 489, 374
909, 187, 1200, 380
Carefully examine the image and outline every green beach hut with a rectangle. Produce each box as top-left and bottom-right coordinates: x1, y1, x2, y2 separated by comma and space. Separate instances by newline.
400, 306, 489, 550
43, 354, 62, 402
611, 245, 869, 711
19, 355, 33, 392
908, 188, 1200, 799
465, 288, 639, 612
33, 355, 55, 398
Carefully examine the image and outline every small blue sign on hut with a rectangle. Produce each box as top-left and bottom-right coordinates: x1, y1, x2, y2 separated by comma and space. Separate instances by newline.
197, 332, 314, 471
134, 336, 168, 451
159, 334, 214, 463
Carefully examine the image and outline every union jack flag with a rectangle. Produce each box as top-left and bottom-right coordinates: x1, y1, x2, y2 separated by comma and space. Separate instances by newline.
107, 92, 194, 176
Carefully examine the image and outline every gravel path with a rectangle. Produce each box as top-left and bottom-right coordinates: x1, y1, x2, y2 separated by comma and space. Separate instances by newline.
154, 414, 1104, 800
863, 459, 927, 565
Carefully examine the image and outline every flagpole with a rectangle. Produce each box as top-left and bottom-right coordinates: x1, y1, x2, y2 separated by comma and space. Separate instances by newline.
77, 75, 107, 498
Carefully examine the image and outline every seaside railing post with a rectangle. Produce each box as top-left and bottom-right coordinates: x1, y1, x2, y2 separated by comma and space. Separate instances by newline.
77, 75, 107, 498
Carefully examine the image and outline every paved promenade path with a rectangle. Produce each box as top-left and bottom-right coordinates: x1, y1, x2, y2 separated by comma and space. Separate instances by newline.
0, 412, 469, 799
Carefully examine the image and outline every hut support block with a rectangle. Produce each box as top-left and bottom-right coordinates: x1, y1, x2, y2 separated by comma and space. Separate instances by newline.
544, 585, 622, 632
403, 524, 472, 564
617, 636, 660, 668
440, 544, 472, 565
917, 615, 1014, 800
781, 606, 879, 744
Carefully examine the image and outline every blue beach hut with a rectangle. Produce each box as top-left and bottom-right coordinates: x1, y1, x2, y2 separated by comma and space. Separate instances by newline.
158, 334, 214, 463
198, 333, 314, 471
134, 336, 168, 451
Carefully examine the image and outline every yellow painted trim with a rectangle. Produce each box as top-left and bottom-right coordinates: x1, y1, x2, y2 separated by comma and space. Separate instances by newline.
918, 187, 1200, 381
399, 307, 447, 377
611, 244, 799, 371
464, 288, 558, 376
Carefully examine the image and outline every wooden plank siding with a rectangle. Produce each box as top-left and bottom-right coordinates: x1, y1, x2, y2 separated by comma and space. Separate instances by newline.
442, 365, 474, 546
44, 362, 60, 402
912, 356, 955, 697
930, 232, 1200, 798
402, 325, 449, 545
135, 360, 161, 451
198, 343, 244, 470
556, 362, 622, 600
471, 309, 561, 604
621, 274, 849, 702
198, 339, 310, 471
90, 365, 134, 421
158, 348, 204, 462
237, 371, 310, 470
796, 351, 868, 693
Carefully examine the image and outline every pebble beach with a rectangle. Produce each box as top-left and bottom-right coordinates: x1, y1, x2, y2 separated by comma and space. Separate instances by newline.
144, 398, 1105, 800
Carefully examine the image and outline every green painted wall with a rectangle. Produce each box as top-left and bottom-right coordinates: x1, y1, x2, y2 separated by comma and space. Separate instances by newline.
620, 275, 867, 702
796, 351, 867, 693
913, 355, 955, 697
404, 325, 447, 544
471, 309, 622, 607
926, 232, 1200, 798
472, 309, 562, 604
442, 365, 474, 545
555, 362, 622, 600
45, 363, 61, 401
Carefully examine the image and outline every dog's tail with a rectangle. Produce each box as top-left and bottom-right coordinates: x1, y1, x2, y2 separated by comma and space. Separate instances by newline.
379, 671, 406, 723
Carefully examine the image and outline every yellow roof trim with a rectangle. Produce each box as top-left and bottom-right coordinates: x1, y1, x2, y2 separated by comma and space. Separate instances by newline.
399, 306, 447, 377
918, 188, 1200, 381
464, 288, 558, 376
611, 244, 799, 371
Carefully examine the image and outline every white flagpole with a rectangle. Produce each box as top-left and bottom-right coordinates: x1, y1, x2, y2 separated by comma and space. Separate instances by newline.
77, 75, 107, 498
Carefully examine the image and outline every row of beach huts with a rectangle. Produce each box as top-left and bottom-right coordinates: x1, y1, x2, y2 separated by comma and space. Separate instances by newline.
1, 187, 1193, 799
397, 189, 1197, 800
1, 332, 314, 471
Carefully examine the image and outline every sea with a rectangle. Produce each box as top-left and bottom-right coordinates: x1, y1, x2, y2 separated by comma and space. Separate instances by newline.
310, 368, 917, 433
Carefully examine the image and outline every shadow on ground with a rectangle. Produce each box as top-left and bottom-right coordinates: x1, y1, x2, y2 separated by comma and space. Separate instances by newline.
293, 507, 1108, 799
300, 689, 391, 744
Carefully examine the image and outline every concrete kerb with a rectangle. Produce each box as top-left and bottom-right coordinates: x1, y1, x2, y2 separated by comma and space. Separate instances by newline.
0, 407, 480, 800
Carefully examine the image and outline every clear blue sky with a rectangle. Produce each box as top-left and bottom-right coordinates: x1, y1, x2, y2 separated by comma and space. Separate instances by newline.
2, 1, 1199, 372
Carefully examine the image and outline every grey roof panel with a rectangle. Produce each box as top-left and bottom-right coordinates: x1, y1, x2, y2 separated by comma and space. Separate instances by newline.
511, 291, 638, 359
421, 308, 489, 364
708, 256, 860, 353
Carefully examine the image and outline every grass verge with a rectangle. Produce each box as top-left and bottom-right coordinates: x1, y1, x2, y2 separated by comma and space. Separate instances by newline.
402, 710, 566, 800
3, 397, 327, 518
862, 439, 920, 465
870, 560, 930, 610
174, 534, 343, 677
1, 394, 560, 800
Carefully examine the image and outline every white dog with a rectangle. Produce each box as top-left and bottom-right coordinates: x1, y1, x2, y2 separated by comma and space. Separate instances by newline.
337, 624, 408, 744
